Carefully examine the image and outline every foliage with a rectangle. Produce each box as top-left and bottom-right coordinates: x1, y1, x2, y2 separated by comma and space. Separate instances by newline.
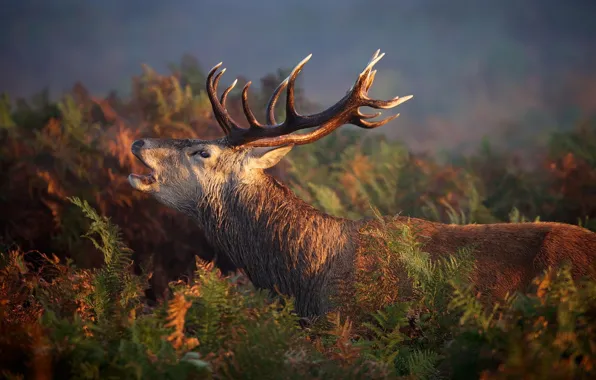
3, 201, 595, 379
446, 265, 596, 379
0, 200, 393, 379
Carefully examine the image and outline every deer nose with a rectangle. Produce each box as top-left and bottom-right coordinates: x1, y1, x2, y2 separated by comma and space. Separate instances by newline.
131, 140, 145, 153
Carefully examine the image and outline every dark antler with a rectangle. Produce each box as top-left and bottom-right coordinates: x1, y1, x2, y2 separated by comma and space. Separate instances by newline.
206, 50, 413, 148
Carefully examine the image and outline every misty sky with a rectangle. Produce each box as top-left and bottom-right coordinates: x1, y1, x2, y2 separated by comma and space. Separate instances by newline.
2, 0, 596, 151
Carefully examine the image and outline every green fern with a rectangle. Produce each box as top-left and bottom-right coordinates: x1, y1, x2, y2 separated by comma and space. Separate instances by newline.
359, 303, 410, 366
403, 349, 441, 380
69, 197, 145, 322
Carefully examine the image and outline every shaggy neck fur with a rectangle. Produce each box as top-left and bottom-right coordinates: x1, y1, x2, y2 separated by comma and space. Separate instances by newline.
187, 172, 359, 317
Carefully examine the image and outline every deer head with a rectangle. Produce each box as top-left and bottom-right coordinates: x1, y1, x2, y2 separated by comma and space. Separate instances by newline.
128, 50, 413, 211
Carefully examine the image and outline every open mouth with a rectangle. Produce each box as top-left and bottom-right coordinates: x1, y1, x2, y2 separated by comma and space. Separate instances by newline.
130, 172, 156, 185
129, 152, 157, 187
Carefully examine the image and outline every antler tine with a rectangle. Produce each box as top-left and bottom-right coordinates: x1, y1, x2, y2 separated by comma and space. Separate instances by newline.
212, 68, 226, 96
216, 50, 413, 148
369, 51, 385, 68
367, 94, 414, 109
285, 54, 312, 122
207, 63, 236, 134
219, 79, 238, 117
369, 49, 381, 63
351, 52, 385, 95
262, 54, 311, 125
352, 113, 401, 129
340, 52, 384, 98
265, 77, 289, 125
241, 81, 265, 128
364, 70, 377, 93
212, 69, 227, 128
351, 56, 403, 130
352, 52, 413, 111
356, 109, 382, 119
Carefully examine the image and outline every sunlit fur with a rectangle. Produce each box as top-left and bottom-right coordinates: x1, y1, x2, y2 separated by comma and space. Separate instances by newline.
130, 138, 596, 317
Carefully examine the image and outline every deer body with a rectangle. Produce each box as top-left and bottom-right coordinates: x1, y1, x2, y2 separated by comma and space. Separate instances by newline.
192, 173, 360, 315
364, 216, 596, 303
128, 51, 596, 317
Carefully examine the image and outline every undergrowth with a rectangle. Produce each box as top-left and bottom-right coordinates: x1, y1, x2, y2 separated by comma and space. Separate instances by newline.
1, 199, 595, 379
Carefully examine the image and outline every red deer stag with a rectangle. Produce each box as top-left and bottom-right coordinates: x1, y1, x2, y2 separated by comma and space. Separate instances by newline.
128, 50, 596, 317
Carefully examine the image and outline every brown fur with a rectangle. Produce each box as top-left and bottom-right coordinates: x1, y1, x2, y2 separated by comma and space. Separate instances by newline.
360, 216, 596, 302
128, 138, 596, 317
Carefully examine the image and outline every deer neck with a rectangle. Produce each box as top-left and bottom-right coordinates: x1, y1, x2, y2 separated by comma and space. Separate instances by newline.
191, 172, 359, 316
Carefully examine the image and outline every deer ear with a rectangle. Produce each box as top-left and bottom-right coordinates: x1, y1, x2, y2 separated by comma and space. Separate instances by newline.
249, 145, 294, 170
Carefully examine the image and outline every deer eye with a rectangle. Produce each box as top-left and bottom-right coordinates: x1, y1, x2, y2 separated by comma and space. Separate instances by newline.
190, 150, 210, 158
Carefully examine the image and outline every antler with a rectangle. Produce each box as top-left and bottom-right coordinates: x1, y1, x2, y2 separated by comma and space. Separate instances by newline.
206, 50, 413, 148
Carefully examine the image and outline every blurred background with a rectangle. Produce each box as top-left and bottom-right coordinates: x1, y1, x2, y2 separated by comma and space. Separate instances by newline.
1, 0, 595, 294
3, 0, 596, 151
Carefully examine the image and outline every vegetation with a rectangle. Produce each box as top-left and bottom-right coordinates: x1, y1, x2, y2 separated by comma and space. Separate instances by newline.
2, 199, 595, 379
1, 53, 595, 378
